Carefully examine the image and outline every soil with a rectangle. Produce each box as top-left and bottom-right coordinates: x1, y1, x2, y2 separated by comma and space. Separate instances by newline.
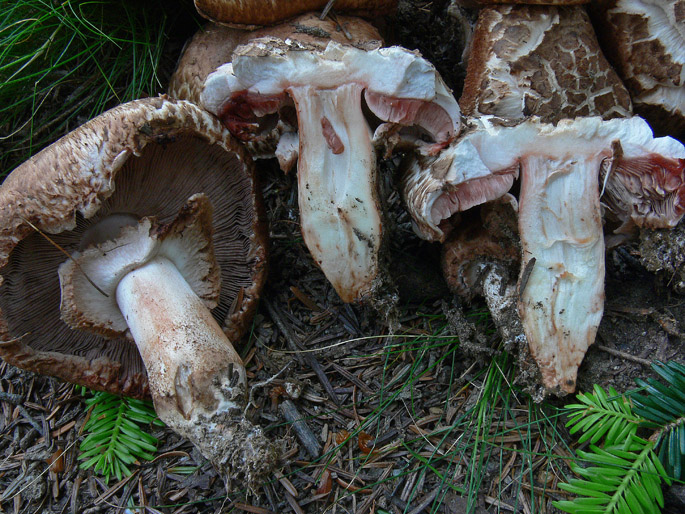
1, 1, 684, 513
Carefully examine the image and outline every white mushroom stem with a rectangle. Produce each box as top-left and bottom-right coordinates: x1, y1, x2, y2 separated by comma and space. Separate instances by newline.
117, 256, 246, 424
59, 195, 276, 483
202, 40, 460, 302
404, 115, 685, 392
289, 83, 380, 302
518, 153, 605, 393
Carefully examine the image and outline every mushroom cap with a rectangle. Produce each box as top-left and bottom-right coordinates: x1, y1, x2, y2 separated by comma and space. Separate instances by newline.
193, 0, 398, 27
169, 13, 384, 161
590, 0, 685, 138
442, 200, 520, 298
460, 4, 632, 122
0, 96, 267, 399
170, 13, 384, 102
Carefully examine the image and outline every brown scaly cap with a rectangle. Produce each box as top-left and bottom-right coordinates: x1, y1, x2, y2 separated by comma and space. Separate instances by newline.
0, 96, 267, 398
590, 0, 685, 138
442, 201, 520, 298
194, 0, 397, 27
169, 13, 384, 106
460, 5, 632, 122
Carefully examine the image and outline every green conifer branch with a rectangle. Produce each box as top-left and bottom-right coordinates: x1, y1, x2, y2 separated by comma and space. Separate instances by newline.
79, 390, 163, 482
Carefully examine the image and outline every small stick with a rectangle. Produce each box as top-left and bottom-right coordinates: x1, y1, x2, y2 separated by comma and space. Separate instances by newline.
320, 0, 336, 19
407, 487, 441, 514
595, 344, 652, 366
0, 391, 24, 405
279, 400, 321, 459
265, 298, 341, 405
21, 218, 108, 297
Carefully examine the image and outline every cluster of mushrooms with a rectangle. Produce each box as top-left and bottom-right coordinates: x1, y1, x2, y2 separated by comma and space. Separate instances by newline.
0, 0, 683, 489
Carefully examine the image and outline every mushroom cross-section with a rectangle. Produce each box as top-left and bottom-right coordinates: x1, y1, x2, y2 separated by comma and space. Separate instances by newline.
403, 4, 685, 394
0, 97, 273, 486
199, 27, 459, 302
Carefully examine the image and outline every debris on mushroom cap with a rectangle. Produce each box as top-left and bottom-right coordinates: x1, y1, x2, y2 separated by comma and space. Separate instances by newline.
193, 0, 398, 27
0, 97, 267, 399
199, 25, 460, 302
590, 0, 685, 138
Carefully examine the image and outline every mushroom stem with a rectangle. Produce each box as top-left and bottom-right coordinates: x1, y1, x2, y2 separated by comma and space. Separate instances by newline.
116, 255, 275, 486
116, 255, 246, 424
518, 154, 605, 394
289, 83, 381, 302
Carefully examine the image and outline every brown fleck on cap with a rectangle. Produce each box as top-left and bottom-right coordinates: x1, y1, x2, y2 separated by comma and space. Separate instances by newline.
193, 0, 397, 27
460, 5, 632, 122
0, 97, 267, 399
590, 0, 685, 138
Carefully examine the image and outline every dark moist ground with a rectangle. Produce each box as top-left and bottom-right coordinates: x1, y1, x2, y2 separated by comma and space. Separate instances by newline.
1, 1, 685, 513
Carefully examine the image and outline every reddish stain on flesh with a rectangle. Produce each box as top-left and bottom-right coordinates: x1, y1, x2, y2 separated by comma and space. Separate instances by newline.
219, 90, 286, 141
321, 116, 344, 154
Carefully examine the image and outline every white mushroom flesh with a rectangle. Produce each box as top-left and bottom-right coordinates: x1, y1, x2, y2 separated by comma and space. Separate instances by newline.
289, 83, 380, 301
202, 40, 460, 301
59, 195, 247, 444
518, 152, 605, 393
117, 255, 245, 421
407, 115, 685, 392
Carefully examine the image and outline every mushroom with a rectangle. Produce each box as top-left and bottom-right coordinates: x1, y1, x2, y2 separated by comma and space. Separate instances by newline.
0, 97, 274, 486
193, 0, 398, 27
175, 14, 460, 302
403, 4, 685, 393
590, 0, 685, 139
169, 15, 383, 167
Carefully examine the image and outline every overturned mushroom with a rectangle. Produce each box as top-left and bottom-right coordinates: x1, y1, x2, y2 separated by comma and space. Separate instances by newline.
404, 4, 685, 393
190, 16, 459, 302
0, 97, 274, 487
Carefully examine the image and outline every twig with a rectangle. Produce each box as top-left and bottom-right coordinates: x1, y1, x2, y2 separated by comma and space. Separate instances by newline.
407, 486, 441, 514
264, 297, 304, 365
17, 405, 46, 438
320, 0, 336, 19
595, 344, 652, 366
264, 297, 341, 405
279, 400, 321, 459
0, 391, 24, 405
21, 217, 108, 297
